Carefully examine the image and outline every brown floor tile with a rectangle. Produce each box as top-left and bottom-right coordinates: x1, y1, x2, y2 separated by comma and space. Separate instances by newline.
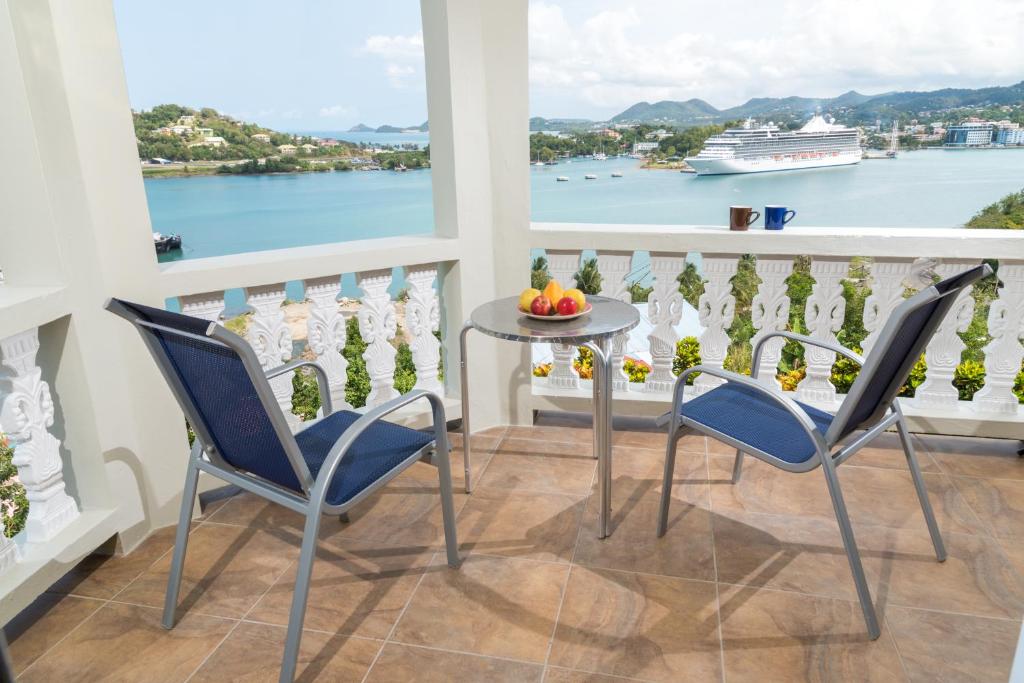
922, 435, 1024, 480
841, 431, 940, 473
505, 423, 592, 447
392, 554, 568, 663
718, 585, 906, 682
477, 437, 597, 495
4, 593, 104, 675
549, 566, 721, 682
999, 539, 1024, 578
204, 491, 306, 534
544, 667, 651, 682
606, 445, 710, 507
447, 427, 507, 453
952, 475, 1024, 541
456, 488, 587, 563
48, 525, 179, 599
247, 539, 435, 639
398, 446, 493, 492
117, 523, 298, 619
885, 606, 1018, 683
364, 643, 544, 682
574, 495, 716, 581
190, 621, 379, 682
19, 602, 234, 683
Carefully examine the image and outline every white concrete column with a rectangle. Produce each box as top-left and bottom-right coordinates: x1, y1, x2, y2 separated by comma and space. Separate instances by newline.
244, 284, 294, 419
546, 250, 582, 389
862, 258, 914, 357
178, 292, 225, 322
405, 265, 444, 397
915, 261, 976, 409
304, 275, 351, 411
645, 252, 686, 393
0, 533, 19, 573
751, 257, 794, 389
358, 269, 399, 407
973, 263, 1024, 414
0, 328, 80, 542
797, 257, 849, 404
693, 256, 739, 396
596, 251, 633, 391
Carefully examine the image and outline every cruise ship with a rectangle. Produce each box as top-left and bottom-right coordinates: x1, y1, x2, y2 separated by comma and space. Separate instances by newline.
685, 115, 861, 175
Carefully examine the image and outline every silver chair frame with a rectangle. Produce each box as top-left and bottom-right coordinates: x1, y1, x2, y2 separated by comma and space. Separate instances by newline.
654, 276, 977, 640
106, 299, 459, 683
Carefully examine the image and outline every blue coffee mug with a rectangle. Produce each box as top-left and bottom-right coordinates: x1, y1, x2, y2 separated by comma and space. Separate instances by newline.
765, 205, 796, 230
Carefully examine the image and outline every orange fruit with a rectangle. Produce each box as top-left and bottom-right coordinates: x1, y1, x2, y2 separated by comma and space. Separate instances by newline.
543, 280, 564, 306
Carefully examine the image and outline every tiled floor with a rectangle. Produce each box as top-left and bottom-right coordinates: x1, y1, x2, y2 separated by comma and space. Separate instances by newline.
6, 416, 1024, 682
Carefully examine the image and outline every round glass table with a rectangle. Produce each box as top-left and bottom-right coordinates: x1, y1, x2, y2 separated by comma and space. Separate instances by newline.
459, 295, 640, 538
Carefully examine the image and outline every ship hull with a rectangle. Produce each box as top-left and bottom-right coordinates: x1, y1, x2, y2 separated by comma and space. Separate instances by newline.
686, 153, 861, 176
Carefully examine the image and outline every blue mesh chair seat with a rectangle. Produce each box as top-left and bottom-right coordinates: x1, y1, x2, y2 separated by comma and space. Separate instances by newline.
681, 383, 834, 464
296, 410, 433, 505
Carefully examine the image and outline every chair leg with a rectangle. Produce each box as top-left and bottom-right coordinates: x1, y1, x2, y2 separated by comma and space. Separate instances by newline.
162, 455, 200, 629
279, 509, 323, 683
731, 449, 745, 483
820, 455, 881, 640
896, 414, 946, 561
657, 427, 682, 537
435, 441, 461, 568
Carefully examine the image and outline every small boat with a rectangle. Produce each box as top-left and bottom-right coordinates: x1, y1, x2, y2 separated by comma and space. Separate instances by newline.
153, 232, 182, 254
611, 171, 623, 177
395, 163, 408, 172
556, 176, 570, 182
584, 174, 597, 180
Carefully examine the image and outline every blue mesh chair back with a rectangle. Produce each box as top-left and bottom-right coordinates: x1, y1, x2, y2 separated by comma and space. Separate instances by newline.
109, 299, 307, 493
828, 264, 991, 442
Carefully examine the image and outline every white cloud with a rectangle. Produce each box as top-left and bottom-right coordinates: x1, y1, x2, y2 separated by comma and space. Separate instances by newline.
360, 32, 424, 60
319, 104, 356, 118
529, 0, 1024, 117
386, 64, 416, 89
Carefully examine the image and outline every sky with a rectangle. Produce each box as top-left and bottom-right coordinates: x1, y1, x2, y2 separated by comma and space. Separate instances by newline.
114, 0, 1024, 131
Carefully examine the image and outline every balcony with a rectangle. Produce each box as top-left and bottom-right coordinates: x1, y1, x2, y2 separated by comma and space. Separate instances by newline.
1, 1, 1023, 681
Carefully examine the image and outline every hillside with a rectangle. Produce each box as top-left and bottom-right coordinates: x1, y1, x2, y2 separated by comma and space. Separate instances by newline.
350, 121, 429, 133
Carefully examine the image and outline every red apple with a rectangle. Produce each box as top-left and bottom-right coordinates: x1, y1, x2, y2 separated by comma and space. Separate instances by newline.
556, 296, 579, 315
530, 295, 552, 316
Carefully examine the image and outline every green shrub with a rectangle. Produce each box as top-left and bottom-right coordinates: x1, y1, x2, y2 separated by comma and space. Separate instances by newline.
954, 360, 986, 401
673, 336, 701, 384
573, 258, 602, 295
623, 357, 650, 383
0, 435, 28, 538
343, 316, 371, 408
629, 282, 653, 304
394, 337, 417, 394
291, 369, 321, 421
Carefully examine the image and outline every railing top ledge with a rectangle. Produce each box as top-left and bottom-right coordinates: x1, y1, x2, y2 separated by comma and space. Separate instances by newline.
530, 222, 1024, 260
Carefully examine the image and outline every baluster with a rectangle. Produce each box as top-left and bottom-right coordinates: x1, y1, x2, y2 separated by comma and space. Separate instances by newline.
0, 328, 80, 542
796, 258, 849, 405
244, 284, 294, 421
692, 256, 739, 396
305, 275, 350, 412
545, 250, 582, 389
178, 292, 225, 322
597, 251, 633, 391
915, 261, 976, 409
862, 258, 914, 357
406, 265, 444, 396
0, 533, 18, 572
751, 256, 794, 389
644, 252, 686, 393
357, 269, 399, 407
973, 262, 1024, 414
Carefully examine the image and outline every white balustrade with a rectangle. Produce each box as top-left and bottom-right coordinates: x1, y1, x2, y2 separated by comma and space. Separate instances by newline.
244, 284, 294, 420
797, 257, 849, 404
304, 275, 351, 411
405, 265, 444, 396
751, 257, 794, 389
915, 261, 976, 408
692, 256, 739, 395
0, 534, 19, 572
357, 269, 399, 407
973, 263, 1024, 414
0, 328, 79, 543
596, 251, 633, 391
862, 258, 914, 357
545, 250, 582, 389
178, 292, 225, 322
645, 252, 686, 393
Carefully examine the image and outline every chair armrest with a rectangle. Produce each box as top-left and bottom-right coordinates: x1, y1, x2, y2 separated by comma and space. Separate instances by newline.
751, 331, 864, 380
265, 359, 333, 416
307, 390, 447, 508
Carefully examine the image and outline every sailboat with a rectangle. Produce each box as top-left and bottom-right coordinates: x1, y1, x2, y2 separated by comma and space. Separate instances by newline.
533, 151, 545, 166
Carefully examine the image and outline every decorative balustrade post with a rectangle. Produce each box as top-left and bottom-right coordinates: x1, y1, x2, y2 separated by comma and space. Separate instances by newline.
751, 257, 794, 389
0, 533, 18, 572
405, 265, 444, 396
0, 329, 80, 542
597, 251, 633, 391
644, 252, 686, 393
692, 256, 739, 396
861, 259, 914, 357
244, 284, 294, 421
796, 258, 849, 405
177, 292, 225, 322
357, 269, 399, 407
973, 263, 1024, 414
915, 261, 976, 409
545, 250, 582, 389
304, 275, 351, 412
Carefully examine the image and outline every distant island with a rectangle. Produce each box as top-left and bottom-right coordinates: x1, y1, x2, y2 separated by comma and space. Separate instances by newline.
348, 121, 429, 133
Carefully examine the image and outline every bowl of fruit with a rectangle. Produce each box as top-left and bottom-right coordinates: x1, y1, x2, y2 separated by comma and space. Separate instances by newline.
518, 281, 591, 321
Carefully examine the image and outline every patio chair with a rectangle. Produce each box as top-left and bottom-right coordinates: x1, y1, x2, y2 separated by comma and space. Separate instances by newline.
105, 298, 459, 683
656, 263, 992, 639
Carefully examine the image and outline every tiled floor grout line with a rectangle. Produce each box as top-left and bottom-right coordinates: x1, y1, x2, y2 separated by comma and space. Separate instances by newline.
15, 596, 108, 678
702, 439, 728, 683
543, 664, 658, 682
884, 612, 914, 680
